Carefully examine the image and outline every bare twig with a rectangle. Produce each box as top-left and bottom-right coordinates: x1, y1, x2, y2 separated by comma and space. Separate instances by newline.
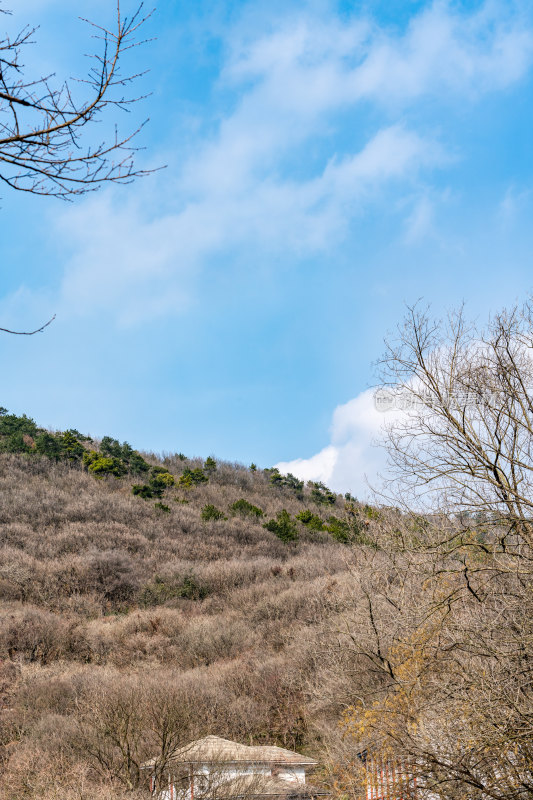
0, 313, 55, 334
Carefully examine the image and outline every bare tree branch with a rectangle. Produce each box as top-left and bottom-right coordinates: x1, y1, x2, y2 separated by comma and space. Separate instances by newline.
0, 1, 159, 199
0, 3, 159, 334
0, 313, 55, 334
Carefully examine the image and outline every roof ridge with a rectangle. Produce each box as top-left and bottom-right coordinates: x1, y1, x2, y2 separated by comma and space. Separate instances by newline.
149, 736, 318, 767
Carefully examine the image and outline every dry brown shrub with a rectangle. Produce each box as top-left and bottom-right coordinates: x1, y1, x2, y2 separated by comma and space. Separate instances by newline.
0, 608, 70, 664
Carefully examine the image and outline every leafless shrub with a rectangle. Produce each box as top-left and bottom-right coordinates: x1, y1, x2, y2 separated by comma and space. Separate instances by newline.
0, 608, 70, 664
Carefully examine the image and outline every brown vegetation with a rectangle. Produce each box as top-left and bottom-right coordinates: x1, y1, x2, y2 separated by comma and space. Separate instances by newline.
2, 429, 530, 800
2, 303, 533, 800
0, 449, 364, 798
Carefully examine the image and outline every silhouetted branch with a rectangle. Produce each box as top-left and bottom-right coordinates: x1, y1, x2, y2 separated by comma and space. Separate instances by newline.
0, 313, 55, 334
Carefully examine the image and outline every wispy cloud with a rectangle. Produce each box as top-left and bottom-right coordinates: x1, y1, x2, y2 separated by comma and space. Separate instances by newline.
32, 0, 533, 325
225, 1, 533, 108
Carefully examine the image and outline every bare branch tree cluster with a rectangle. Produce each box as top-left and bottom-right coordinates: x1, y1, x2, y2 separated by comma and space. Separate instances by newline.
378, 300, 533, 551
319, 301, 533, 800
332, 538, 533, 800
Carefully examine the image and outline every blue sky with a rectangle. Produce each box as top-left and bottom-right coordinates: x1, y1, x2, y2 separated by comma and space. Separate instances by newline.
1, 0, 533, 496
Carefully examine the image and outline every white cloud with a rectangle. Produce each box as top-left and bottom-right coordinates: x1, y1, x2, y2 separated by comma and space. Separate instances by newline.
226, 2, 533, 109
275, 388, 394, 499
350, 3, 533, 103
276, 445, 339, 486
40, 0, 533, 325
54, 123, 443, 323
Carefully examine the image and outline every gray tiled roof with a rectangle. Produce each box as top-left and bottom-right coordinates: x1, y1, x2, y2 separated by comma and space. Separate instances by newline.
143, 736, 318, 768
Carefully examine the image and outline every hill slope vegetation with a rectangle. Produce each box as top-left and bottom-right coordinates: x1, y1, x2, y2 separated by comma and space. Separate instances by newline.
0, 409, 376, 799
3, 409, 527, 800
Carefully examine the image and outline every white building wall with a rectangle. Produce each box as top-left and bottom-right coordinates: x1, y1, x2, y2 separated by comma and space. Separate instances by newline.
272, 767, 306, 784
155, 761, 308, 800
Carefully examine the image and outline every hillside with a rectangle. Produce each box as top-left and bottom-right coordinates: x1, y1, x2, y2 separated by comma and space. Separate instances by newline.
1, 408, 529, 800
0, 409, 379, 799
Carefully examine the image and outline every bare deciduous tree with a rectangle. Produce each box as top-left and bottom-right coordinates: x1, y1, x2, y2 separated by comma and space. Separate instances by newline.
336, 538, 533, 800
378, 300, 533, 554
325, 301, 533, 800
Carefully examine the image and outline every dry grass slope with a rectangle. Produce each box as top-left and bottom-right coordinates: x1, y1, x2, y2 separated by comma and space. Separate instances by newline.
0, 436, 378, 799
